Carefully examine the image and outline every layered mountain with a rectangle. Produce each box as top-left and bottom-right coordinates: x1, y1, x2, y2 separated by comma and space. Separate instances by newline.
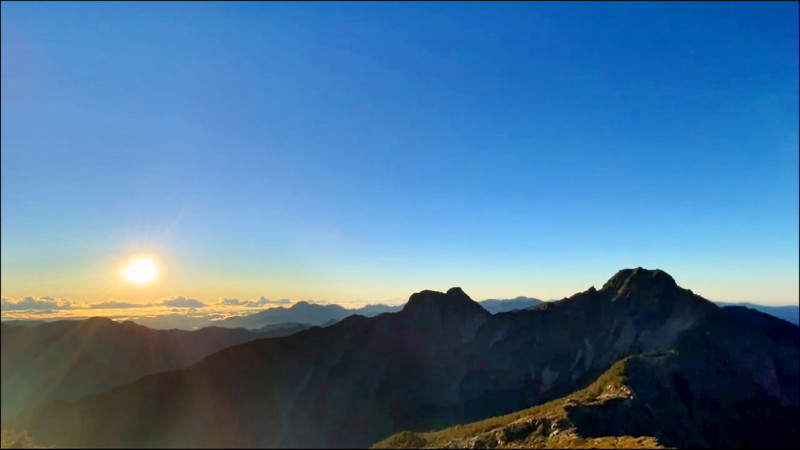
0, 320, 48, 327
0, 318, 310, 419
721, 305, 799, 346
478, 297, 542, 314
715, 302, 799, 325
9, 268, 799, 448
213, 301, 403, 329
213, 298, 544, 330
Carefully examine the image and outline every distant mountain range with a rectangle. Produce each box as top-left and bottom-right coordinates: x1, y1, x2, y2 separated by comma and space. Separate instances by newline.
0, 320, 48, 327
0, 318, 309, 419
213, 302, 403, 329
0, 297, 542, 419
213, 297, 543, 329
478, 297, 543, 313
713, 301, 798, 325
8, 268, 797, 448
2, 298, 793, 331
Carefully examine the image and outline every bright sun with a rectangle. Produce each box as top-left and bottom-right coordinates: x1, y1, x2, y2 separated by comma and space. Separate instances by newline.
122, 258, 158, 285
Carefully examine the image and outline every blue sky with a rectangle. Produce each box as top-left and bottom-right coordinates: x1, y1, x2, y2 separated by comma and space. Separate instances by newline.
2, 1, 798, 306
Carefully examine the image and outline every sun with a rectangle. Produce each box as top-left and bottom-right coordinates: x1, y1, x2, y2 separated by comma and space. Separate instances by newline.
122, 258, 158, 285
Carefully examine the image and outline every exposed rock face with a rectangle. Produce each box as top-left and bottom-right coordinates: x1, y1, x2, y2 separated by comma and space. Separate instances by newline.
9, 269, 798, 448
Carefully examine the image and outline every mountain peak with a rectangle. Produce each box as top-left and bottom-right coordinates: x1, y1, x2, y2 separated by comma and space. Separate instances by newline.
445, 286, 469, 298
601, 267, 677, 295
81, 317, 116, 327
402, 287, 488, 319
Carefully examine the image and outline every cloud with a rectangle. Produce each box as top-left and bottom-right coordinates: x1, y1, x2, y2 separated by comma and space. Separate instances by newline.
262, 297, 292, 305
89, 301, 140, 309
217, 297, 291, 307
160, 296, 206, 308
1, 296, 73, 311
218, 298, 247, 306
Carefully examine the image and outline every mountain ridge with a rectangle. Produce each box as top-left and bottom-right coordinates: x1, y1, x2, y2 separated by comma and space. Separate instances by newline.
7, 268, 798, 448
0, 318, 310, 419
375, 349, 798, 449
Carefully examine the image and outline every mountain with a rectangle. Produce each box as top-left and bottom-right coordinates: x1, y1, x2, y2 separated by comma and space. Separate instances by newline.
9, 268, 798, 448
0, 318, 309, 419
375, 349, 798, 449
479, 297, 542, 314
252, 322, 313, 334
215, 297, 546, 330
373, 355, 663, 449
125, 314, 222, 330
214, 301, 402, 329
0, 320, 48, 327
715, 302, 799, 325
721, 305, 799, 346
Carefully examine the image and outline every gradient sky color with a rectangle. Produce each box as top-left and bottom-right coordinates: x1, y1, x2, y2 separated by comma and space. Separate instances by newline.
2, 1, 798, 306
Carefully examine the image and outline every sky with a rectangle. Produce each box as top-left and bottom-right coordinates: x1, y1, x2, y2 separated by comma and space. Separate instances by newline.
1, 1, 798, 310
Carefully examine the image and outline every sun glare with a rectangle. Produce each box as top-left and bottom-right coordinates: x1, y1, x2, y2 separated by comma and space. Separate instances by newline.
122, 258, 158, 285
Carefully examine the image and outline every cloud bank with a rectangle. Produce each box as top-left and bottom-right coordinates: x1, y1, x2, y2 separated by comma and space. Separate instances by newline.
160, 297, 206, 308
1, 295, 294, 312
1, 296, 72, 311
218, 297, 291, 307
89, 301, 140, 309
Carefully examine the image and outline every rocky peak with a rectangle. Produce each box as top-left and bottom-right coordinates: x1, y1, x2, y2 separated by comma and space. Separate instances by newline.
81, 317, 116, 327
402, 287, 489, 321
594, 268, 720, 326
601, 267, 678, 296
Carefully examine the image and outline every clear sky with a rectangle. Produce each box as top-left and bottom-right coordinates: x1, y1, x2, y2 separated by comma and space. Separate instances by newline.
2, 1, 798, 307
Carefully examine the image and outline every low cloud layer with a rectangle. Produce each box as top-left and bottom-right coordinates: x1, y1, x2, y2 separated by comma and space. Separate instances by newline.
1, 296, 72, 311
2, 296, 208, 311
0, 300, 407, 332
89, 301, 140, 309
160, 297, 206, 308
0, 294, 397, 330
0, 295, 293, 312
218, 297, 291, 307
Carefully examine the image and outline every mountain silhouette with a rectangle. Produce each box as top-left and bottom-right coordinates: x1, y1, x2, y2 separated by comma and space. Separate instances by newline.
215, 297, 544, 330
8, 268, 798, 448
214, 301, 403, 329
479, 297, 542, 314
0, 318, 309, 419
715, 302, 799, 325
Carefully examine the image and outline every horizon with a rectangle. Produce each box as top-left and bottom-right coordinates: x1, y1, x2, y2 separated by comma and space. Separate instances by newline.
2, 2, 798, 310
2, 267, 798, 325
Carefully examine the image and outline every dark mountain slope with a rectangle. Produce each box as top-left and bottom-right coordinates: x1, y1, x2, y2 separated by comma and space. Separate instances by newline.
0, 318, 307, 419
10, 268, 798, 448
722, 305, 799, 345
479, 297, 542, 314
716, 302, 799, 325
375, 350, 798, 449
0, 320, 48, 327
